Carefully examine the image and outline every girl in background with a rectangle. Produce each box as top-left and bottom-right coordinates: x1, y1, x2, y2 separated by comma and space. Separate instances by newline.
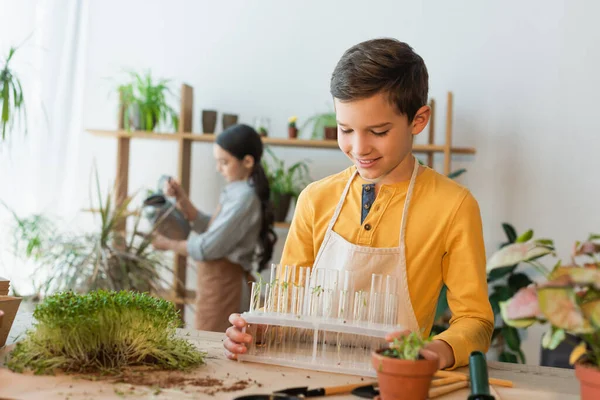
152, 124, 277, 332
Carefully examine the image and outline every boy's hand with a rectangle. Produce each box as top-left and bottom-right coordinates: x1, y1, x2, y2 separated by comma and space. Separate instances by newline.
224, 313, 252, 360
385, 330, 452, 369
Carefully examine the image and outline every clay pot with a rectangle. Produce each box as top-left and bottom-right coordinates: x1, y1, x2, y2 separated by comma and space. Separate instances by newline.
575, 363, 600, 400
272, 193, 292, 222
222, 113, 239, 130
371, 349, 438, 400
288, 126, 298, 139
324, 126, 337, 140
202, 110, 217, 133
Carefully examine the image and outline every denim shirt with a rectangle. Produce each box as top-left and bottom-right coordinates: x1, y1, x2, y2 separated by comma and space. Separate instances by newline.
186, 180, 261, 272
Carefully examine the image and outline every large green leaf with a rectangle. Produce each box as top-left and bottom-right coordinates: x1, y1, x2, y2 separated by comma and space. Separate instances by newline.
502, 223, 518, 244
434, 285, 449, 321
487, 265, 518, 283
537, 287, 593, 333
487, 242, 553, 273
508, 273, 533, 293
499, 300, 537, 328
502, 325, 526, 363
516, 230, 534, 243
499, 351, 518, 363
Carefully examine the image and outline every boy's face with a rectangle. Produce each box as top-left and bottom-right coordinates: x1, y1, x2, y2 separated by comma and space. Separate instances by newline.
335, 92, 430, 184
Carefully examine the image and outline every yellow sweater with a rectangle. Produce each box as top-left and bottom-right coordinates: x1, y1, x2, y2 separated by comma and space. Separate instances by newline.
280, 165, 494, 369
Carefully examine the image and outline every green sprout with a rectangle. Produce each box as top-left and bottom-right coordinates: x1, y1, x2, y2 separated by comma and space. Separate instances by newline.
381, 331, 432, 361
7, 290, 206, 374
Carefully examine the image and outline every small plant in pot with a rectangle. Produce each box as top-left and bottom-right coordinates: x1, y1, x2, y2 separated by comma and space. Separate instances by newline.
118, 70, 179, 132
261, 147, 311, 222
489, 233, 600, 400
301, 112, 337, 140
372, 331, 438, 400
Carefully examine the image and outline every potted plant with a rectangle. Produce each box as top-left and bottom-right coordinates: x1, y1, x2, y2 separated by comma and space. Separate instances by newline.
301, 112, 337, 140
1, 46, 27, 141
489, 232, 600, 399
371, 331, 438, 400
4, 171, 173, 297
118, 70, 179, 132
288, 116, 298, 139
433, 223, 542, 364
262, 147, 311, 222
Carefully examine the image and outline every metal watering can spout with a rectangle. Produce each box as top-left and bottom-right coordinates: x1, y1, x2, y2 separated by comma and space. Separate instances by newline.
142, 175, 191, 241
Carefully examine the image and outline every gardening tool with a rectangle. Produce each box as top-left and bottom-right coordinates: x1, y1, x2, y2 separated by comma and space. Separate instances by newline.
276, 382, 377, 397
234, 394, 301, 400
142, 175, 191, 240
351, 379, 469, 399
467, 351, 495, 400
435, 369, 513, 388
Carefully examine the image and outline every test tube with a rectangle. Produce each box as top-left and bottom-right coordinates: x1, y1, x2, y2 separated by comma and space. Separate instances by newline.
278, 265, 291, 314
249, 281, 261, 313
384, 275, 399, 326
368, 274, 384, 324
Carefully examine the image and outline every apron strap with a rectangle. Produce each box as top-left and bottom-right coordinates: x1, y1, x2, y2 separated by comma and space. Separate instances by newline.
399, 156, 420, 247
325, 168, 358, 233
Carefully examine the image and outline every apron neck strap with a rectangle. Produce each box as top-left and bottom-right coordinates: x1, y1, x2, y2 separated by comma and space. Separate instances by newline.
325, 168, 358, 233
398, 156, 420, 247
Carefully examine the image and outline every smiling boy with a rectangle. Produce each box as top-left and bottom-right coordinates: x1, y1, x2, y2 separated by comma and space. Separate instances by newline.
224, 38, 493, 370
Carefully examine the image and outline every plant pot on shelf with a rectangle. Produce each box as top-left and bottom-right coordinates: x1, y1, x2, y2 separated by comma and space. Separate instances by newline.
202, 110, 217, 134
222, 114, 238, 131
575, 363, 600, 400
371, 349, 438, 400
288, 126, 298, 139
272, 193, 292, 223
324, 126, 337, 140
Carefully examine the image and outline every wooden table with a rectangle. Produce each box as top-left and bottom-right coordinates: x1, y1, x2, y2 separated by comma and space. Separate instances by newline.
0, 316, 581, 399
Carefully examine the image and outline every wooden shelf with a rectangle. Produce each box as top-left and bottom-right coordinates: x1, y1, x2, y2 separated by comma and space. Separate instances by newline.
87, 129, 475, 154
89, 86, 475, 324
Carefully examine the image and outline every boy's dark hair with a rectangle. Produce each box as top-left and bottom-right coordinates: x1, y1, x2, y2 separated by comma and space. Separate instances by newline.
330, 38, 428, 122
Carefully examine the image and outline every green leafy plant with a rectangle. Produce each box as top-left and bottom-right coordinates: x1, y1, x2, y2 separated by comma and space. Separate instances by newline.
7, 290, 205, 374
495, 233, 600, 369
0, 46, 27, 141
300, 112, 337, 139
485, 224, 555, 363
118, 70, 179, 132
5, 172, 173, 297
381, 331, 432, 361
262, 146, 311, 202
432, 223, 554, 363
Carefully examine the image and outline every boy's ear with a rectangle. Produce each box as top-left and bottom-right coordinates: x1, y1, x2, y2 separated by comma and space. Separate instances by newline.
242, 155, 255, 169
411, 105, 431, 136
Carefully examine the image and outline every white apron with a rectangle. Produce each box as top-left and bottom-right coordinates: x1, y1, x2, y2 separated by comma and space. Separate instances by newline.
312, 157, 420, 331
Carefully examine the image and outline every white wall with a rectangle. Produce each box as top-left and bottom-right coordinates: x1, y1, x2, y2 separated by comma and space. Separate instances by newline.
4, 0, 600, 364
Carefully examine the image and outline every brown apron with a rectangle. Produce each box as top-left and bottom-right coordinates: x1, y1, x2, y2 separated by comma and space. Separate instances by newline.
194, 257, 246, 332
193, 203, 254, 332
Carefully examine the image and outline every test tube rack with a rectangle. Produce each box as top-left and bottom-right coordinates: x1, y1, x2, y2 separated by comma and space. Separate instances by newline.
238, 266, 404, 377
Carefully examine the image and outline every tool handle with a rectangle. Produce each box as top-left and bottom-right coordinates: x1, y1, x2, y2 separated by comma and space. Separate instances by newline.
435, 370, 513, 388
429, 381, 469, 398
325, 382, 376, 396
431, 376, 464, 387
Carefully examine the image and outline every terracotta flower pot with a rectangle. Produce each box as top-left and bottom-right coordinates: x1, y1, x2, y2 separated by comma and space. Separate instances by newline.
575, 363, 600, 400
324, 126, 337, 140
371, 349, 438, 400
288, 126, 298, 139
202, 110, 217, 133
